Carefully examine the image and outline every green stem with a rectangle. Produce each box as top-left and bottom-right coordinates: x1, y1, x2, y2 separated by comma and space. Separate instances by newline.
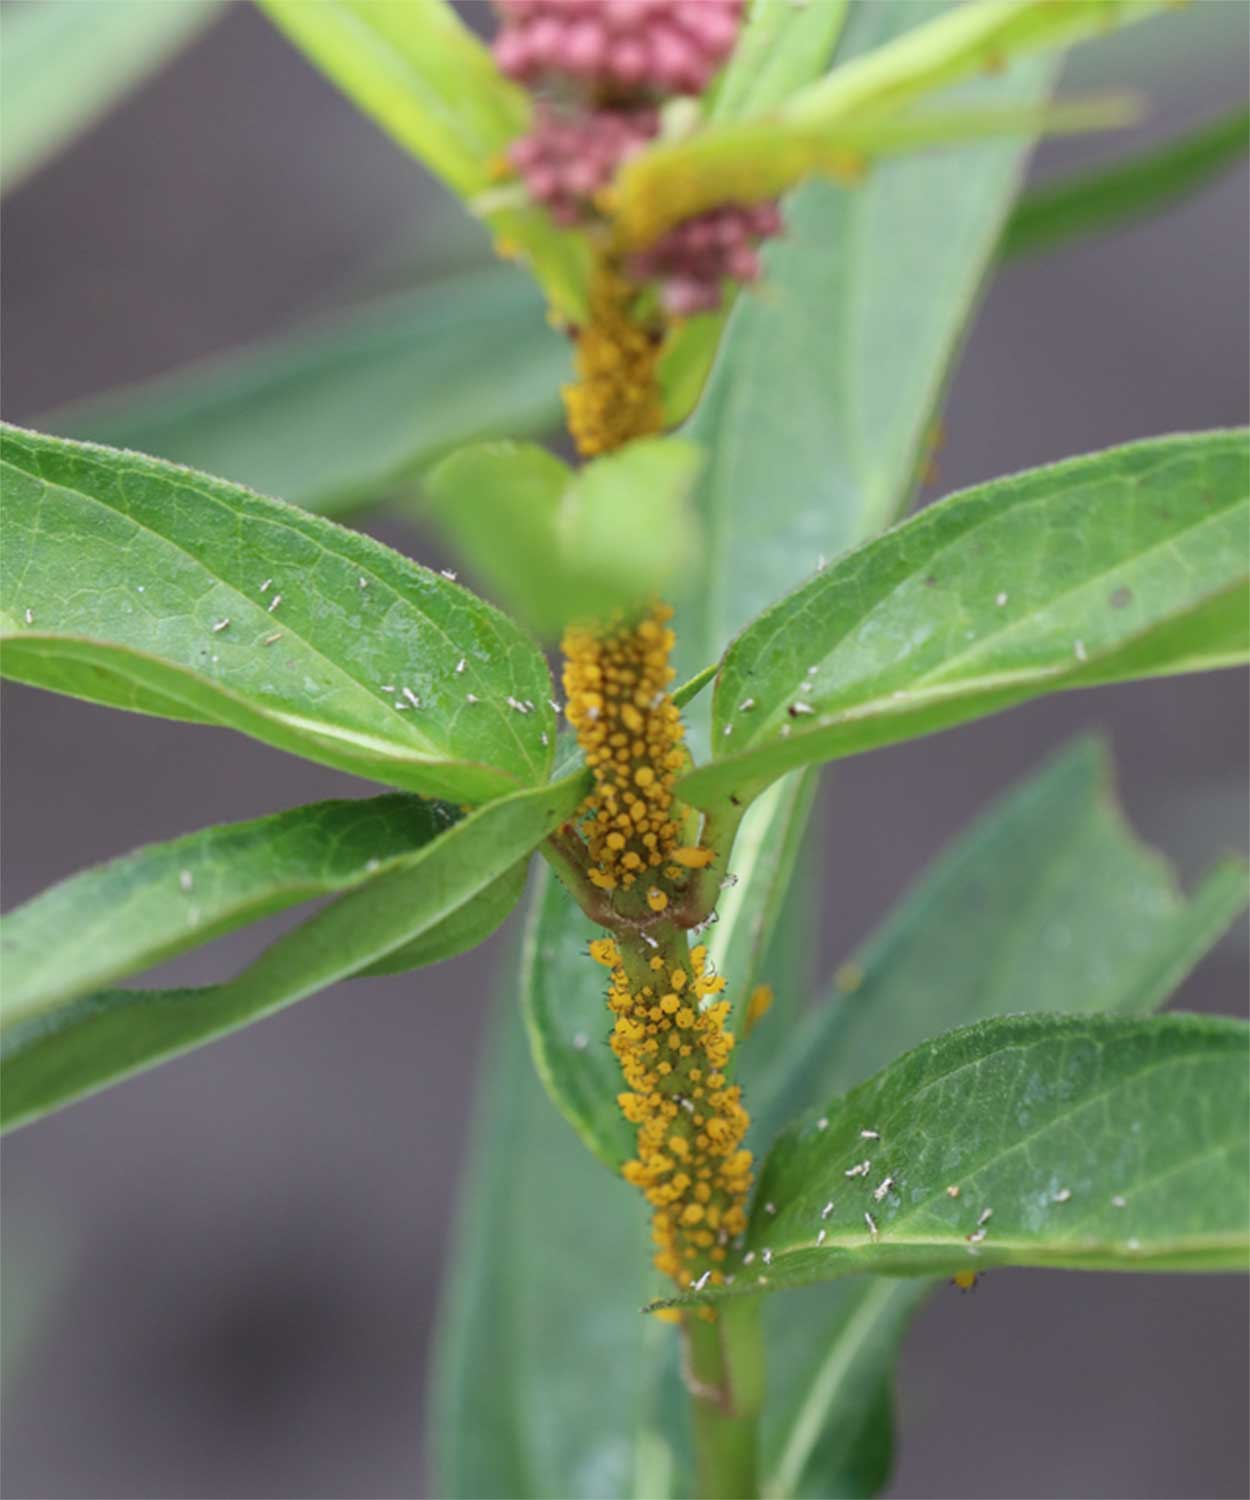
685, 1295, 765, 1500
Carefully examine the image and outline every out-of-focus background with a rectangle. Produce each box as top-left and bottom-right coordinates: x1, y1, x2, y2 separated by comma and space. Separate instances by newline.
1, 3, 1247, 1497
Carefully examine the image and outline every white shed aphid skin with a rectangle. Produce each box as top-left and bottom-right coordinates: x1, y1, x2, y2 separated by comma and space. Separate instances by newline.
761, 1248, 773, 1265
845, 1160, 871, 1179
872, 1176, 895, 1203
259, 578, 272, 592
738, 698, 756, 712
946, 1185, 961, 1199
789, 700, 815, 717
719, 873, 739, 889
1051, 1187, 1072, 1203
402, 687, 421, 708
465, 693, 480, 704
179, 869, 194, 893
211, 618, 230, 633
816, 1117, 828, 1131
995, 592, 1008, 607
263, 632, 283, 646
742, 1251, 756, 1265
860, 1128, 880, 1140
692, 1269, 712, 1292
641, 932, 659, 949
1111, 1195, 1127, 1209
540, 732, 549, 747
780, 724, 792, 737
454, 659, 467, 674
1074, 639, 1088, 662
763, 1201, 776, 1216
267, 593, 282, 613
549, 698, 562, 713
23, 608, 33, 625
820, 1201, 835, 1220
816, 1228, 827, 1246
380, 685, 395, 693
977, 1207, 993, 1227
440, 569, 458, 580
723, 724, 733, 736
966, 1227, 987, 1244
358, 576, 368, 589
864, 1212, 879, 1240
572, 1032, 588, 1051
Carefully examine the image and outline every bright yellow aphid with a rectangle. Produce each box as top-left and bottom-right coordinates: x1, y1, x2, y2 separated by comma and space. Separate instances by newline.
562, 251, 664, 459
563, 602, 687, 895
591, 940, 752, 1289
743, 983, 774, 1039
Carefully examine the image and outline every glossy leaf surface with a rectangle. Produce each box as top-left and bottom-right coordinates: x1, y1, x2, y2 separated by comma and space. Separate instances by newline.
682, 432, 1250, 810
43, 270, 569, 517
0, 425, 555, 803
1, 774, 584, 1132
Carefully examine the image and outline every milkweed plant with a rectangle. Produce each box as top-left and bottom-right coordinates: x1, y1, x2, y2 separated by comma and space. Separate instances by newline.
2, 2, 1248, 1497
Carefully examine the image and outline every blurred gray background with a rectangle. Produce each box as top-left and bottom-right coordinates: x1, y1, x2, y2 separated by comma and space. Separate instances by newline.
2, 3, 1247, 1498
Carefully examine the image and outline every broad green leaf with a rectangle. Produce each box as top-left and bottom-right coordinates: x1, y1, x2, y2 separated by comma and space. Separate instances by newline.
433, 922, 687, 1500
0, 773, 584, 1133
42, 270, 569, 517
1001, 102, 1250, 258
259, 0, 590, 321
427, 436, 702, 639
674, 2, 1057, 688
680, 432, 1250, 812
2, 794, 465, 1022
0, 0, 222, 194
754, 737, 1248, 1500
0, 424, 556, 803
616, 0, 1164, 243
660, 1011, 1250, 1307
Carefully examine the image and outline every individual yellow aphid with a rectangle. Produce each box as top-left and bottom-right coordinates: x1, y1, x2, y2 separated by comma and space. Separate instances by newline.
952, 1269, 980, 1293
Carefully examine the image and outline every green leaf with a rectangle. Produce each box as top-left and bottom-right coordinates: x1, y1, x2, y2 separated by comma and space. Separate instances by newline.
662, 1011, 1250, 1307
754, 736, 1248, 1500
433, 924, 686, 1500
41, 269, 569, 518
258, 0, 590, 321
2, 794, 468, 1022
616, 0, 1164, 244
427, 435, 702, 639
708, 0, 851, 123
0, 773, 584, 1133
674, 2, 1057, 688
1001, 103, 1250, 258
680, 432, 1250, 812
0, 0, 222, 194
0, 424, 556, 803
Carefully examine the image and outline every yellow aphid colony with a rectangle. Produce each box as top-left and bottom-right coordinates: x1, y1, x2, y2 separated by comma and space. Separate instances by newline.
590, 938, 752, 1290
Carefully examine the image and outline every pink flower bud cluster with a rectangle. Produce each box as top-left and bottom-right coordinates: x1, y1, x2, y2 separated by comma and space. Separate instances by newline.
508, 104, 658, 225
493, 0, 743, 98
626, 199, 783, 314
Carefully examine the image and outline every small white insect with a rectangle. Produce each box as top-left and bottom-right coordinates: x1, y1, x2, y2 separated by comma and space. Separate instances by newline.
764, 1201, 776, 1216
719, 873, 739, 890
820, 1201, 834, 1220
179, 869, 194, 893
1074, 639, 1088, 662
263, 632, 283, 646
860, 1128, 880, 1141
24, 608, 34, 625
465, 693, 480, 704
738, 698, 756, 712
845, 1160, 871, 1179
1111, 1195, 1127, 1209
723, 724, 733, 736
807, 665, 818, 676
789, 701, 815, 717
540, 732, 549, 747
211, 618, 230, 633
549, 698, 561, 713
358, 576, 368, 589
816, 1228, 827, 1246
402, 687, 421, 708
267, 594, 282, 613
761, 1248, 773, 1266
693, 1270, 712, 1292
455, 659, 467, 674
995, 592, 1008, 607
864, 1212, 879, 1240
742, 1251, 756, 1266
1052, 1187, 1072, 1204
440, 569, 458, 580
394, 701, 410, 710
816, 1117, 829, 1132
872, 1176, 895, 1203
259, 578, 272, 592
381, 685, 395, 693
977, 1207, 993, 1227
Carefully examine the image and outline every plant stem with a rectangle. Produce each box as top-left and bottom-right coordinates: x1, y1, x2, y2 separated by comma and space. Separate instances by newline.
685, 1295, 765, 1499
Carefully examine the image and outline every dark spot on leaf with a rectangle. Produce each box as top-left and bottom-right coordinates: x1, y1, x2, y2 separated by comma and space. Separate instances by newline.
1109, 587, 1133, 610
924, 576, 938, 587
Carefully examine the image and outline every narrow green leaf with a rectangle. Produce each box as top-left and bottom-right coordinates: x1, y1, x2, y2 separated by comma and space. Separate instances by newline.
427, 435, 702, 639
662, 1012, 1250, 1307
1002, 103, 1250, 258
0, 424, 556, 803
1, 795, 466, 1022
674, 1, 1057, 687
616, 0, 1164, 243
258, 0, 590, 321
0, 773, 584, 1133
708, 0, 851, 123
681, 432, 1250, 811
754, 737, 1248, 1500
42, 270, 569, 517
0, 0, 222, 194
433, 928, 686, 1500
